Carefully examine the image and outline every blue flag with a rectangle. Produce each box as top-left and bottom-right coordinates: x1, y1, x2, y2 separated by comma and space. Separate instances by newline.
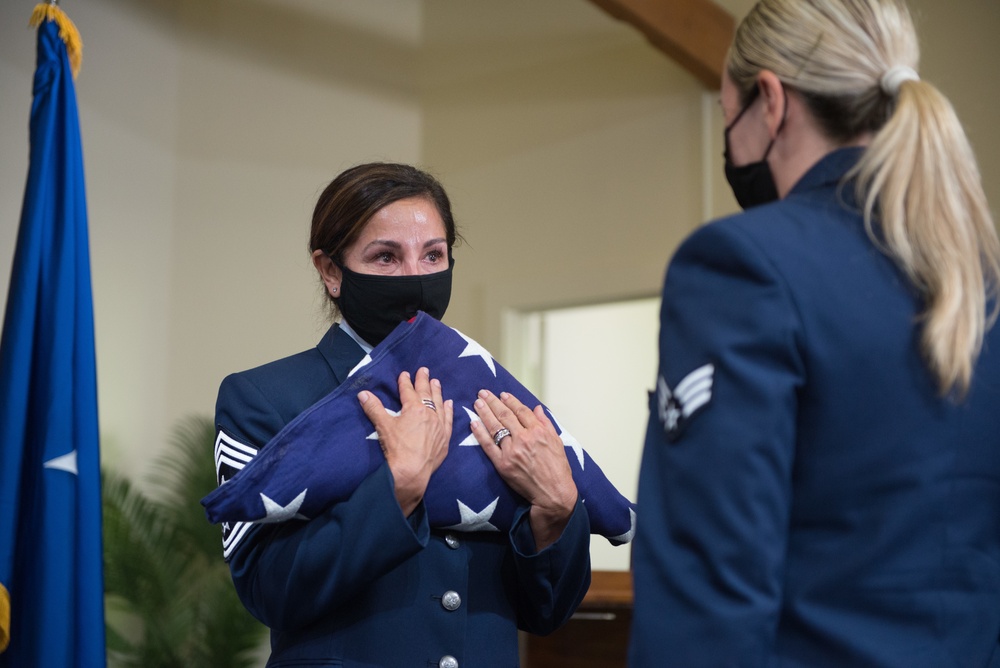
0, 7, 105, 667
203, 312, 637, 560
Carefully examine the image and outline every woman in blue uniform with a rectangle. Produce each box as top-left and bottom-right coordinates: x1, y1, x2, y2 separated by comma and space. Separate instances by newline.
630, 0, 1000, 665
214, 163, 590, 667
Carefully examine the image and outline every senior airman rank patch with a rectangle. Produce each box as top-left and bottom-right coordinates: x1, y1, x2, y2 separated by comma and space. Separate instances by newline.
657, 363, 714, 441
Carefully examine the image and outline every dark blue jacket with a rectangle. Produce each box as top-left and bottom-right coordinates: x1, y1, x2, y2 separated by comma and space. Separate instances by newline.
630, 148, 1000, 667
215, 324, 591, 667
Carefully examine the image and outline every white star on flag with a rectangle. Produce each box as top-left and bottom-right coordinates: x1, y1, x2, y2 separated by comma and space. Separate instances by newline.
458, 406, 482, 446
455, 329, 496, 376
260, 490, 309, 523
610, 508, 637, 544
559, 429, 585, 469
367, 408, 401, 440
445, 497, 500, 532
43, 450, 78, 475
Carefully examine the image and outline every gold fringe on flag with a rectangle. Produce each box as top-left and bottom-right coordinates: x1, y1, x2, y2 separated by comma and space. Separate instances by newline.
0, 581, 9, 653
29, 3, 83, 78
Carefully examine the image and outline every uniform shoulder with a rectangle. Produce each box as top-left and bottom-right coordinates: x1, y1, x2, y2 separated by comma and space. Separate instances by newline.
216, 326, 353, 445
674, 206, 783, 268
220, 323, 348, 392
681, 193, 865, 268
221, 345, 325, 389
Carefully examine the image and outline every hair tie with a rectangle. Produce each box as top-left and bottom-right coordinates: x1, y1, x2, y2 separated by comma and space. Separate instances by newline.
880, 65, 919, 95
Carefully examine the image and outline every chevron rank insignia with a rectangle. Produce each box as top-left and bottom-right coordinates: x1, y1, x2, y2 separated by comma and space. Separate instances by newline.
657, 363, 714, 441
214, 429, 259, 559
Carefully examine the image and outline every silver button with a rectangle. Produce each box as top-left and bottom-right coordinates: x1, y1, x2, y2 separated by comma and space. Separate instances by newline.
444, 533, 460, 549
439, 656, 458, 668
441, 590, 461, 611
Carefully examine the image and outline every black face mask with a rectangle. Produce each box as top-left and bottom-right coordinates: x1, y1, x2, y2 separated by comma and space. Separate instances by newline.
723, 86, 783, 210
336, 257, 454, 346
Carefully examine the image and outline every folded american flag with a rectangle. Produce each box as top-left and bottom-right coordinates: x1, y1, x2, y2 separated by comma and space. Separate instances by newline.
201, 312, 636, 548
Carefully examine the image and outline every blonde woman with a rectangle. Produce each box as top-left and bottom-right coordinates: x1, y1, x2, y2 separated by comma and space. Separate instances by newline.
630, 0, 1000, 665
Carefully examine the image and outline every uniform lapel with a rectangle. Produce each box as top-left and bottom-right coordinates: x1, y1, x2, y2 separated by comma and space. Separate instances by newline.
316, 323, 366, 388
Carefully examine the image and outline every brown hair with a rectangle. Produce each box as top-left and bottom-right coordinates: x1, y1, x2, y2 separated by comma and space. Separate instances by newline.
310, 162, 462, 312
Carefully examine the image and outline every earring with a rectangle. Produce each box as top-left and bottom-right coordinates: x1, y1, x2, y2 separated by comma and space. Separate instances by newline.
332, 287, 338, 293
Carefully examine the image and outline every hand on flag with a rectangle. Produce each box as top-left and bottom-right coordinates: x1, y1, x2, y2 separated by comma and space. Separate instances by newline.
201, 312, 637, 554
358, 368, 454, 517
471, 390, 578, 550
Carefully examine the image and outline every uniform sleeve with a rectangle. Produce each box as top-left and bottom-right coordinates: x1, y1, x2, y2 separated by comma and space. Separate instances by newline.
629, 221, 806, 666
216, 372, 430, 632
508, 499, 592, 635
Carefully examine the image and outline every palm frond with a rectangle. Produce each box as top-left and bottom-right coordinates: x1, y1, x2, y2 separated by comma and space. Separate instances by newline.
145, 415, 224, 560
103, 414, 268, 667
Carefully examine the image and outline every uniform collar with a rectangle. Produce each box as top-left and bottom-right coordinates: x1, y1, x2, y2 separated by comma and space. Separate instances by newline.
337, 319, 373, 354
317, 323, 367, 387
788, 146, 866, 197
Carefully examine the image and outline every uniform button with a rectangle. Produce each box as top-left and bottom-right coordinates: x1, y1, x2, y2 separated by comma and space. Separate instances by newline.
444, 533, 460, 549
441, 590, 461, 611
439, 656, 458, 668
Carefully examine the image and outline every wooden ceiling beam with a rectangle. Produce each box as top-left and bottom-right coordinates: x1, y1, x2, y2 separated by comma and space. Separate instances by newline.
588, 0, 734, 89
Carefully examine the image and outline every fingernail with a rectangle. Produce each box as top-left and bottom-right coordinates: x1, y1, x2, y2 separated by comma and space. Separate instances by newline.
358, 391, 370, 404
478, 389, 488, 398
500, 392, 510, 400
475, 398, 485, 409
432, 378, 441, 388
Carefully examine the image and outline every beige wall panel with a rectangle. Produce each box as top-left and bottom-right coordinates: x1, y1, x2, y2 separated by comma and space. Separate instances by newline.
423, 0, 705, 353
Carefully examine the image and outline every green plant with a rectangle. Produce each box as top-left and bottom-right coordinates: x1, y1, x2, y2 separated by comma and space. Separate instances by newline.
102, 415, 267, 667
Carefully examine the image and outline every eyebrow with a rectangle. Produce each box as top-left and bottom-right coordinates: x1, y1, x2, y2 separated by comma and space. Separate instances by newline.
361, 238, 448, 252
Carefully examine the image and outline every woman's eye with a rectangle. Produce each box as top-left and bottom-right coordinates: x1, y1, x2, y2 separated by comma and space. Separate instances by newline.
427, 250, 444, 262
375, 252, 395, 263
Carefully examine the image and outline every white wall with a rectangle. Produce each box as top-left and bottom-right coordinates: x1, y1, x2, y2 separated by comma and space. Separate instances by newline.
423, 0, 707, 354
504, 297, 661, 571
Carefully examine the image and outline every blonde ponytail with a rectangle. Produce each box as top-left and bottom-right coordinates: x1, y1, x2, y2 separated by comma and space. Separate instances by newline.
850, 78, 1000, 396
728, 0, 1000, 397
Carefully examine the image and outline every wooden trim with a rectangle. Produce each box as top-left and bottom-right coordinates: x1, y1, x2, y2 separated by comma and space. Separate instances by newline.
588, 0, 735, 88
581, 569, 633, 608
